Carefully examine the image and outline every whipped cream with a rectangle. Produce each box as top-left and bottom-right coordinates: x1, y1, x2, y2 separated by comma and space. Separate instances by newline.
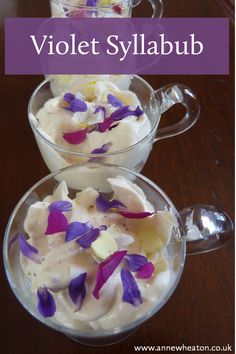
33, 80, 152, 172
20, 176, 177, 331
21, 176, 176, 330
49, 75, 132, 97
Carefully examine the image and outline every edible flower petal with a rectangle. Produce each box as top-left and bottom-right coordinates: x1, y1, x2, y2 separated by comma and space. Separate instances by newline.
120, 268, 142, 307
49, 200, 72, 213
45, 211, 68, 235
37, 287, 56, 318
64, 95, 87, 113
98, 117, 114, 132
63, 92, 75, 103
76, 228, 100, 249
107, 94, 124, 108
110, 106, 144, 121
137, 262, 155, 279
96, 194, 126, 212
91, 143, 111, 154
63, 128, 87, 145
113, 5, 122, 14
86, 0, 98, 5
133, 105, 143, 116
68, 273, 87, 311
84, 106, 105, 125
93, 250, 127, 299
65, 221, 93, 242
126, 254, 148, 272
18, 233, 40, 263
94, 106, 106, 118
119, 211, 154, 219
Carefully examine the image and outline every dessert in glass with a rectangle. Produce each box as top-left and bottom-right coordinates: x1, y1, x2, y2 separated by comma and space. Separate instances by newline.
28, 75, 200, 173
50, 0, 163, 18
3, 163, 233, 345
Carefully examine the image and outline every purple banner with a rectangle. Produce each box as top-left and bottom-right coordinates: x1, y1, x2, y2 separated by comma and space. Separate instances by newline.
5, 18, 229, 75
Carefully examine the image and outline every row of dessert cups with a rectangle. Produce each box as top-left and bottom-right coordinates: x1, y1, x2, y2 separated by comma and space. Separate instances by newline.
3, 72, 233, 345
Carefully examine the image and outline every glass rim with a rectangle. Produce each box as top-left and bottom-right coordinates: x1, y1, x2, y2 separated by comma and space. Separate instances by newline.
28, 75, 161, 158
3, 162, 186, 338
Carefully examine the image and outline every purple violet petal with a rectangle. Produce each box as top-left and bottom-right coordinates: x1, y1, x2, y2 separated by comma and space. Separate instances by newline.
68, 273, 87, 311
93, 250, 127, 299
96, 194, 126, 212
37, 287, 56, 318
121, 268, 142, 307
93, 106, 106, 118
134, 106, 144, 116
45, 211, 68, 235
76, 228, 100, 249
18, 234, 40, 263
119, 211, 154, 219
110, 106, 144, 121
49, 200, 72, 213
109, 199, 126, 209
137, 262, 155, 279
91, 143, 111, 154
98, 117, 114, 132
126, 254, 148, 272
63, 92, 75, 104
107, 94, 124, 108
86, 0, 98, 5
96, 195, 111, 212
65, 98, 88, 113
63, 128, 87, 145
65, 221, 93, 242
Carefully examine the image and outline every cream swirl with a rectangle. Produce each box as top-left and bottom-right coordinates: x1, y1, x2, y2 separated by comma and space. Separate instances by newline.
20, 176, 177, 330
36, 81, 151, 154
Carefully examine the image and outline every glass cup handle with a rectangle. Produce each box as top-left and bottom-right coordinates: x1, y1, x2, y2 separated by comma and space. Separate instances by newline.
179, 205, 234, 255
132, 0, 163, 18
154, 83, 200, 142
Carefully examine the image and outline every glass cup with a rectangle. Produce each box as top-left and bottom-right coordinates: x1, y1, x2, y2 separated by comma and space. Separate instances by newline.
28, 75, 200, 174
50, 0, 163, 18
3, 163, 233, 345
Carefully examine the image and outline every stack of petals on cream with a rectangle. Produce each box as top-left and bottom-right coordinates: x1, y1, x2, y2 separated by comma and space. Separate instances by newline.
15, 175, 176, 330
36, 80, 151, 156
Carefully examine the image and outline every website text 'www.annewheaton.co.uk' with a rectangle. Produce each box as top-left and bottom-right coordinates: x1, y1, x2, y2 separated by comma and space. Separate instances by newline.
133, 344, 233, 352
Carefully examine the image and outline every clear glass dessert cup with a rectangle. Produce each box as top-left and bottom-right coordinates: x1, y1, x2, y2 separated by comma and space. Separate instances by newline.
50, 0, 163, 18
3, 163, 233, 346
28, 75, 200, 173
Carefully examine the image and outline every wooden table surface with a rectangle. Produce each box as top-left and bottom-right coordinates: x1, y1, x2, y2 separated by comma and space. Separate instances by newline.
0, 0, 234, 352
